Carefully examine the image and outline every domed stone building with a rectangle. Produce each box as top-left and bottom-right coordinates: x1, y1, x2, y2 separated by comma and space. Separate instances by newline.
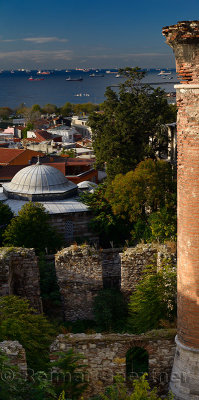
0, 161, 97, 245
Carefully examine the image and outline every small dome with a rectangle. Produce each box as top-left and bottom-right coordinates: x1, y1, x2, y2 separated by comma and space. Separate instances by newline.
3, 163, 77, 201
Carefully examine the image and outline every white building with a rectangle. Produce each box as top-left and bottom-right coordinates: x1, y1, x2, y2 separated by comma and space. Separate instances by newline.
71, 116, 92, 138
47, 125, 77, 143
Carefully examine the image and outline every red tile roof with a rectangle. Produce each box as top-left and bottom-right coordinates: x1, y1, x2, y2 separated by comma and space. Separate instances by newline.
0, 148, 26, 164
0, 148, 42, 165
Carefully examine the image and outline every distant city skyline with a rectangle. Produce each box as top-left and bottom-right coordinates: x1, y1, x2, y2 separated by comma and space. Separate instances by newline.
0, 0, 199, 69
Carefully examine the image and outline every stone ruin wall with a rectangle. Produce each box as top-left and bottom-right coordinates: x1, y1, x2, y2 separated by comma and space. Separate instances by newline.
55, 243, 176, 320
50, 331, 176, 396
55, 245, 103, 320
0, 243, 176, 321
0, 247, 42, 312
0, 340, 27, 376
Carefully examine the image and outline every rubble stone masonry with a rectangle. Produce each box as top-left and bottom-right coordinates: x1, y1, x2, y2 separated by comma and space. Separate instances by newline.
55, 244, 176, 321
0, 341, 27, 376
50, 330, 176, 396
0, 247, 42, 312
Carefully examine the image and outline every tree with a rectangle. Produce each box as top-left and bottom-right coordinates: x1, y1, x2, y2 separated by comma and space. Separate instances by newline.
0, 107, 13, 120
106, 159, 176, 243
80, 183, 131, 247
42, 104, 58, 114
128, 263, 177, 334
60, 102, 73, 117
93, 289, 128, 332
73, 102, 99, 115
89, 67, 176, 180
0, 296, 55, 371
2, 202, 63, 254
51, 349, 87, 399
0, 203, 13, 246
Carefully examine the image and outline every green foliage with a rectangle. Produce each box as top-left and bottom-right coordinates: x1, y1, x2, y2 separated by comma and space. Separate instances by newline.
128, 263, 177, 334
148, 206, 177, 242
42, 104, 58, 114
3, 202, 64, 254
38, 254, 62, 317
58, 392, 65, 400
0, 203, 14, 246
0, 347, 86, 400
21, 122, 34, 138
0, 296, 55, 371
89, 67, 176, 180
51, 349, 88, 399
60, 148, 76, 157
80, 183, 130, 247
31, 104, 42, 113
60, 102, 73, 116
96, 374, 173, 400
106, 159, 177, 243
72, 102, 99, 115
93, 289, 128, 332
0, 107, 13, 120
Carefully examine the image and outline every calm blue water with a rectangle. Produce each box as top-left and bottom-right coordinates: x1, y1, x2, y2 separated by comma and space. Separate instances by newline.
0, 69, 178, 108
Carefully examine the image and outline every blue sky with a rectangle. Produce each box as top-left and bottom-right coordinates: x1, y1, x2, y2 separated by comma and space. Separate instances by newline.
0, 0, 199, 69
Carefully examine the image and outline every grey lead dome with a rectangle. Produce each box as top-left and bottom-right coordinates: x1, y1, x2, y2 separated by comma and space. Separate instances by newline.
3, 163, 77, 201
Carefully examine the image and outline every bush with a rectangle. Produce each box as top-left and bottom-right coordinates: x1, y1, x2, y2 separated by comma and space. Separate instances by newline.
96, 374, 173, 400
0, 296, 55, 371
93, 289, 128, 332
128, 263, 177, 334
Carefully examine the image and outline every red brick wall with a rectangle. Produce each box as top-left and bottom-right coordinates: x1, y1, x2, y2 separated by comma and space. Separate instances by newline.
163, 21, 199, 348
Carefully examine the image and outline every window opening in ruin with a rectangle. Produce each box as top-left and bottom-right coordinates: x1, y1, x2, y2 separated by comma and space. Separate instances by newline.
65, 221, 74, 241
126, 347, 149, 379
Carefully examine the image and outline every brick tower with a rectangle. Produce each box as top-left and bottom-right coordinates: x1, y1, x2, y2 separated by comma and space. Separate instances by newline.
162, 21, 199, 399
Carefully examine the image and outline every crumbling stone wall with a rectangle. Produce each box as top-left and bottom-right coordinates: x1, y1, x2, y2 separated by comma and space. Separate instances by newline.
55, 244, 176, 321
0, 247, 42, 312
50, 330, 176, 396
0, 340, 27, 376
121, 243, 176, 297
55, 245, 103, 320
101, 248, 122, 289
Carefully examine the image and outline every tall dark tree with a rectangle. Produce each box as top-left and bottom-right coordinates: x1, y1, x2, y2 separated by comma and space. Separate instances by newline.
89, 67, 176, 180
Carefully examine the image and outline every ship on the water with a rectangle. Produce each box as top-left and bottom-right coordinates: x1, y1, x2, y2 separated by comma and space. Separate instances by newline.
37, 70, 50, 75
66, 77, 83, 81
89, 73, 104, 77
158, 70, 172, 76
28, 77, 44, 81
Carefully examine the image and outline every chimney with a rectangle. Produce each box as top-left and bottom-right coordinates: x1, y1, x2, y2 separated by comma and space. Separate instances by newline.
162, 21, 199, 399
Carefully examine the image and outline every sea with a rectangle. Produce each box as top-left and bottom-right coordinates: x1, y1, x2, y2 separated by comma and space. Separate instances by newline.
0, 69, 178, 109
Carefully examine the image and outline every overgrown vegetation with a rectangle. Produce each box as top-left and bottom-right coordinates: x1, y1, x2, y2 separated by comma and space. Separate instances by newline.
93, 289, 128, 332
38, 254, 62, 319
128, 262, 177, 334
95, 374, 173, 400
0, 296, 55, 371
0, 347, 87, 400
81, 159, 177, 247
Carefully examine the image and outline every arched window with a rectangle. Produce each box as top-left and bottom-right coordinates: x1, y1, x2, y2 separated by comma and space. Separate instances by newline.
126, 347, 149, 379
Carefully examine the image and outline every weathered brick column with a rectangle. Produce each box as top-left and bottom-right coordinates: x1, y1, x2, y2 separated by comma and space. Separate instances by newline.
162, 21, 199, 399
